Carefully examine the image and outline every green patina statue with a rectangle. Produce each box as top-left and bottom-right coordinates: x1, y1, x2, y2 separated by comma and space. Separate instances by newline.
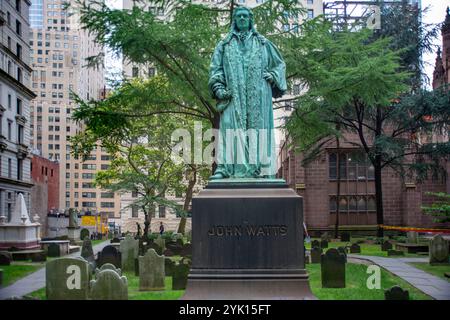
209, 6, 287, 180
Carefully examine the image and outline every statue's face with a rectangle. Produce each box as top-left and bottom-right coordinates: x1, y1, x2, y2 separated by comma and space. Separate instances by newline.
235, 10, 251, 31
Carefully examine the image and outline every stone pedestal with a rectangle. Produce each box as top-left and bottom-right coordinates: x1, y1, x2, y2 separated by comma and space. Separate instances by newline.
182, 180, 315, 300
67, 227, 80, 244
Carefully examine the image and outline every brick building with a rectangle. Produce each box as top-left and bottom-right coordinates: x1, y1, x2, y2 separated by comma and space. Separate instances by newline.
277, 8, 450, 235
30, 153, 59, 236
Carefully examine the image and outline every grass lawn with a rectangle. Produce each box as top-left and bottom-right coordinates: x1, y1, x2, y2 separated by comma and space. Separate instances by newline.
1, 263, 44, 287
306, 262, 431, 300
409, 262, 450, 282
305, 238, 423, 258
92, 239, 108, 246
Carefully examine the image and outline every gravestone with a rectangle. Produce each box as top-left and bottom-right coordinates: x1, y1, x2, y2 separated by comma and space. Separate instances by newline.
321, 248, 346, 288
148, 241, 163, 255
154, 237, 166, 253
31, 252, 47, 262
165, 258, 175, 277
110, 237, 121, 244
311, 240, 320, 249
387, 249, 404, 256
139, 249, 165, 291
337, 247, 347, 263
320, 239, 329, 249
81, 239, 94, 261
90, 269, 128, 300
172, 261, 190, 290
47, 243, 61, 257
407, 231, 418, 244
429, 235, 449, 265
310, 247, 323, 264
97, 245, 121, 269
80, 228, 90, 240
0, 252, 11, 266
120, 235, 139, 272
166, 242, 182, 255
385, 285, 409, 300
95, 263, 122, 277
46, 257, 90, 300
349, 243, 361, 254
180, 243, 192, 257
381, 241, 393, 251
340, 232, 350, 242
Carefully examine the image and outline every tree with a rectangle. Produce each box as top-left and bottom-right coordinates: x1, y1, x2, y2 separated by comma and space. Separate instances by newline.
285, 17, 450, 237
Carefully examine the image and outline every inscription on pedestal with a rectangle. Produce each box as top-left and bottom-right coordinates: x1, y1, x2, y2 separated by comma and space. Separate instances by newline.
207, 225, 288, 237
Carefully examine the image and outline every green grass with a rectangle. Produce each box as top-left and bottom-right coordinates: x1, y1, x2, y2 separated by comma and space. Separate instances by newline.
125, 272, 184, 300
306, 263, 431, 300
92, 239, 108, 246
409, 262, 450, 282
306, 238, 423, 258
0, 263, 44, 287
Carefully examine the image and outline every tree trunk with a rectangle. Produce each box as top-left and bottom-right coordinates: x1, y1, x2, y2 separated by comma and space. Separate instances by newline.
374, 155, 384, 238
177, 168, 197, 235
334, 137, 341, 239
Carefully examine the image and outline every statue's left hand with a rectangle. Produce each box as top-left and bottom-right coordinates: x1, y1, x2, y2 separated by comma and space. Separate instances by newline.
263, 71, 274, 83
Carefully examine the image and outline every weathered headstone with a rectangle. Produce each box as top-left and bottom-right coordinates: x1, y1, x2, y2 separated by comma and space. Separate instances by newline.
90, 269, 128, 300
0, 252, 11, 266
148, 241, 163, 255
172, 261, 190, 290
310, 247, 323, 264
97, 245, 121, 269
349, 243, 361, 254
385, 285, 409, 300
46, 257, 90, 300
321, 248, 346, 288
81, 239, 94, 261
47, 243, 61, 257
80, 228, 90, 240
381, 240, 393, 251
406, 231, 418, 244
120, 235, 139, 272
138, 249, 165, 291
31, 252, 47, 262
429, 235, 449, 265
387, 249, 404, 256
154, 236, 166, 253
340, 232, 350, 242
95, 263, 122, 277
320, 239, 329, 249
165, 258, 175, 277
311, 240, 320, 249
337, 247, 347, 263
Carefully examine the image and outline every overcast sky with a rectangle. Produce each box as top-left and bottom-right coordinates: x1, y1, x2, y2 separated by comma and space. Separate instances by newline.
104, 0, 448, 88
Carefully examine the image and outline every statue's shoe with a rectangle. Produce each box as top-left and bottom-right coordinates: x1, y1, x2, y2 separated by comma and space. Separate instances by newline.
209, 172, 225, 180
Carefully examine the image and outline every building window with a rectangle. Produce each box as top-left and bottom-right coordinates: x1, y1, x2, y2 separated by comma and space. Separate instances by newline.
329, 151, 374, 181
8, 159, 12, 178
16, 98, 22, 115
132, 67, 139, 78
307, 9, 314, 19
159, 205, 166, 218
132, 205, 139, 218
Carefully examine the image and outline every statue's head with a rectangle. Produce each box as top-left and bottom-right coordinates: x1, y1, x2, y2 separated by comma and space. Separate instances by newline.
232, 7, 253, 32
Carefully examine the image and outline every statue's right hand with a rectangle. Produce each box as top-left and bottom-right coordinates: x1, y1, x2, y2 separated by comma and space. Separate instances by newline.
217, 88, 232, 100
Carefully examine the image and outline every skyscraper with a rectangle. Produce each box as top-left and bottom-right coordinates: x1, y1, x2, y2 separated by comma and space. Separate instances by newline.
29, 0, 121, 226
0, 0, 35, 221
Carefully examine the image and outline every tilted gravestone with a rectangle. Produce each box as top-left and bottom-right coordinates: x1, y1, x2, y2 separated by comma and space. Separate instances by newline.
311, 240, 320, 249
340, 232, 350, 242
172, 260, 190, 290
349, 243, 361, 254
90, 269, 128, 300
387, 249, 404, 256
381, 241, 393, 251
0, 252, 12, 266
120, 235, 139, 272
321, 248, 346, 288
310, 247, 323, 264
80, 228, 90, 240
385, 285, 409, 300
97, 245, 121, 269
165, 258, 176, 277
429, 235, 449, 265
407, 231, 418, 244
320, 239, 329, 249
46, 257, 90, 300
337, 247, 347, 263
47, 243, 61, 257
139, 249, 165, 291
154, 237, 166, 253
95, 263, 122, 277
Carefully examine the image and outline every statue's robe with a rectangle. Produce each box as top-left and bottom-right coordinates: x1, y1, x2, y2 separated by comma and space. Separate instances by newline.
209, 29, 287, 178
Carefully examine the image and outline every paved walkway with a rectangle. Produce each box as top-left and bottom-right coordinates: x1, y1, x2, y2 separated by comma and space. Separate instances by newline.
0, 241, 109, 300
349, 254, 450, 300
